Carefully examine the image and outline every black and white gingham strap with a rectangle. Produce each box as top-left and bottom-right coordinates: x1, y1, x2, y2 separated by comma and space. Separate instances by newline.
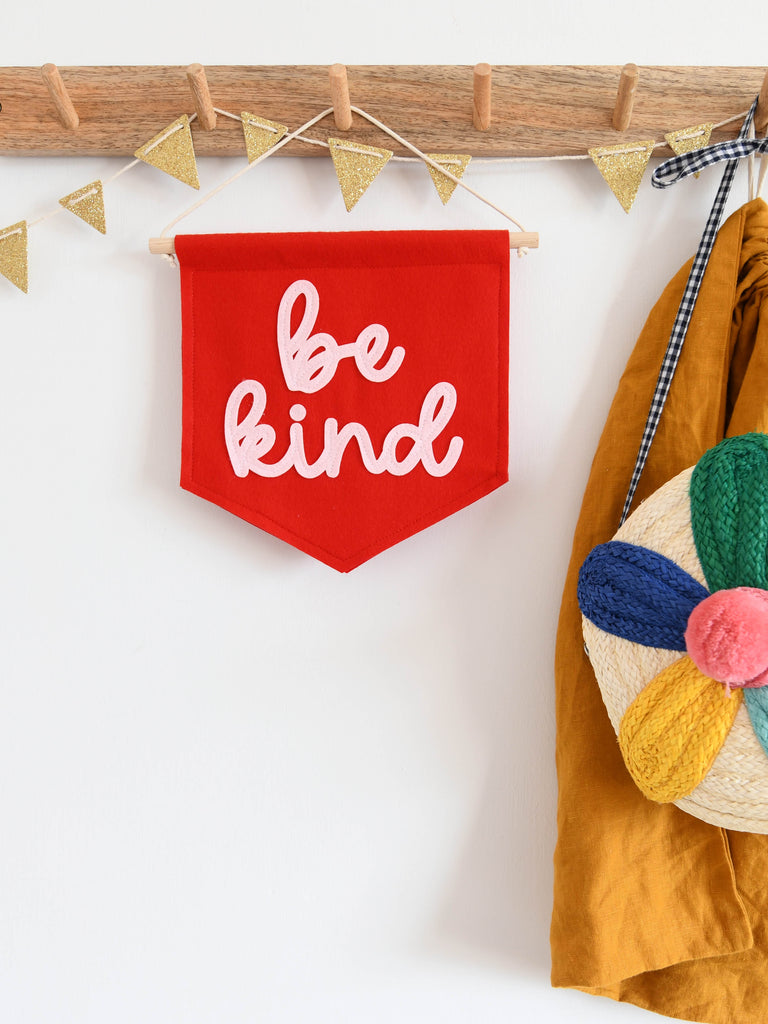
619, 97, 760, 525
652, 132, 768, 188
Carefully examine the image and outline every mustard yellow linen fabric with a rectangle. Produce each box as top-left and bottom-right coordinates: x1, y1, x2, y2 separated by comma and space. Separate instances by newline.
551, 199, 768, 1024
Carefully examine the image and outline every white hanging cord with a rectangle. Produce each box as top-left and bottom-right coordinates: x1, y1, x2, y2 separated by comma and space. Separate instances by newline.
158, 108, 335, 239
158, 104, 529, 240
348, 105, 526, 231
152, 104, 759, 262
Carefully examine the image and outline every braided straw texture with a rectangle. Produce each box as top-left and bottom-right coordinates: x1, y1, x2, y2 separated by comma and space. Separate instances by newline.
618, 656, 742, 803
583, 466, 768, 833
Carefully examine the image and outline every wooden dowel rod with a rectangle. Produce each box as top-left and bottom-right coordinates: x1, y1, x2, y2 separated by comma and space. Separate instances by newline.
149, 231, 539, 255
509, 230, 538, 249
612, 63, 639, 131
149, 237, 175, 254
329, 64, 352, 131
473, 63, 492, 131
755, 69, 768, 135
186, 63, 217, 131
40, 63, 79, 130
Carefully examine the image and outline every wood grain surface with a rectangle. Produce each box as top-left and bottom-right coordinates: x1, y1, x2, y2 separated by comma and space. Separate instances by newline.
0, 65, 765, 158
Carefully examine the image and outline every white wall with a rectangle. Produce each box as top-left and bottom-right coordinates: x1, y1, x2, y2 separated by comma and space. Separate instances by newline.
1, 6, 764, 1023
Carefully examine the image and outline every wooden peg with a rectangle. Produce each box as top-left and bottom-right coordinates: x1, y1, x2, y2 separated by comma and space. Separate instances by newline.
755, 69, 768, 135
40, 63, 79, 130
329, 64, 352, 131
612, 63, 639, 131
473, 63, 492, 131
186, 63, 217, 131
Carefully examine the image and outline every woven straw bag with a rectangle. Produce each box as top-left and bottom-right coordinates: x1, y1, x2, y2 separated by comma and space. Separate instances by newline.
579, 433, 768, 833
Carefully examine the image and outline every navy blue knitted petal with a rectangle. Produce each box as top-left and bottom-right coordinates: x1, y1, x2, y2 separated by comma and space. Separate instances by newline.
578, 540, 709, 650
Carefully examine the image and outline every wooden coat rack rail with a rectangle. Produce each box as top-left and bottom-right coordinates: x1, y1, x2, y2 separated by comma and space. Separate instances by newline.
1, 64, 768, 159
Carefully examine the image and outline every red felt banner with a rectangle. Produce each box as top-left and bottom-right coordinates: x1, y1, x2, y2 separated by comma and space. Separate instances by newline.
176, 230, 509, 572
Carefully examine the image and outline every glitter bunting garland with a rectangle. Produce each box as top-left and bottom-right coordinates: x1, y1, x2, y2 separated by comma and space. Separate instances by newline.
134, 115, 200, 189
589, 122, 720, 210
240, 112, 288, 164
328, 138, 393, 211
665, 123, 714, 180
0, 222, 28, 293
426, 154, 473, 203
0, 103, 754, 293
59, 181, 107, 234
589, 140, 656, 212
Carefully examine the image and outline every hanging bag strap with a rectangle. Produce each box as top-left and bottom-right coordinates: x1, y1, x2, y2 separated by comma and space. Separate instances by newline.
620, 97, 762, 524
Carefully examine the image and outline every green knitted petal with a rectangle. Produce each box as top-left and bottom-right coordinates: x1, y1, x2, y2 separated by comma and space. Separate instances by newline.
690, 433, 768, 592
744, 688, 768, 761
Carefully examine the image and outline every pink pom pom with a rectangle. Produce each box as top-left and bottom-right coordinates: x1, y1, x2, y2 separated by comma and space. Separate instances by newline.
685, 587, 768, 688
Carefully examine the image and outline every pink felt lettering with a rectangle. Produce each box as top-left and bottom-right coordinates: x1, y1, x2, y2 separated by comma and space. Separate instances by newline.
277, 279, 405, 393
225, 281, 463, 481
225, 381, 463, 479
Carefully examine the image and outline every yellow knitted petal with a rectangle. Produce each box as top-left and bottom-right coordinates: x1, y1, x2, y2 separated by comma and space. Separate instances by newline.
618, 656, 742, 803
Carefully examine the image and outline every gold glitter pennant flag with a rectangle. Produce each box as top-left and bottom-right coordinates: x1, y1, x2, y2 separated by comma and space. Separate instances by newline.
425, 153, 472, 204
588, 139, 655, 213
328, 138, 393, 211
135, 114, 200, 190
665, 123, 713, 178
665, 123, 713, 157
58, 180, 107, 234
241, 112, 288, 164
0, 220, 28, 293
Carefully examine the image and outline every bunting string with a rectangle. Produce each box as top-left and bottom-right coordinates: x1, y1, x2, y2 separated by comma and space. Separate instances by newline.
26, 115, 200, 231
214, 105, 749, 164
0, 99, 762, 294
159, 104, 527, 243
